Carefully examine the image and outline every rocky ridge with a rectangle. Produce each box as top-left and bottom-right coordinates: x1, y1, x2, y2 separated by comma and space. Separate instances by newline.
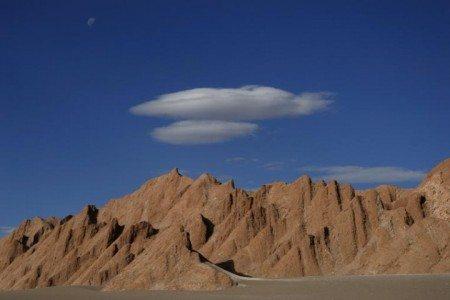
0, 158, 449, 290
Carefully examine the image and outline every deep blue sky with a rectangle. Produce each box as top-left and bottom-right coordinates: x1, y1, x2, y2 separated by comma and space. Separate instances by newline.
1, 0, 449, 232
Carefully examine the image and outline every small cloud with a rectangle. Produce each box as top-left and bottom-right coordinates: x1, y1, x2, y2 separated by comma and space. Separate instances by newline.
87, 17, 96, 27
179, 169, 190, 176
0, 226, 14, 236
151, 120, 258, 145
226, 157, 246, 163
263, 162, 285, 171
226, 157, 260, 164
300, 165, 425, 184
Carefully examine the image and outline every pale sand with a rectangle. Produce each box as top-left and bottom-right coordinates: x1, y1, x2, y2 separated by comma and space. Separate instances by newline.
1, 274, 450, 300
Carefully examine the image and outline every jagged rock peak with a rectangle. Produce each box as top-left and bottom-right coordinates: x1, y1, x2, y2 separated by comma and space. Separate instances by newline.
195, 173, 219, 184
292, 174, 313, 186
167, 167, 182, 177
224, 179, 235, 189
421, 158, 450, 186
76, 204, 98, 226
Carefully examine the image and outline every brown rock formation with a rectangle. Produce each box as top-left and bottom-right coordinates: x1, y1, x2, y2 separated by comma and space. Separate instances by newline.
0, 159, 449, 291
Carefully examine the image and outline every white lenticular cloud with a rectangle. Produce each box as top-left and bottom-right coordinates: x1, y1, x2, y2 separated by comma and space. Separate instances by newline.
130, 86, 333, 144
301, 166, 425, 184
130, 86, 333, 121
151, 120, 258, 145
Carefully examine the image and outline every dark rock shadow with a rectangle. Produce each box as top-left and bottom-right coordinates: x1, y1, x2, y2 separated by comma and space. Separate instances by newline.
201, 214, 215, 242
216, 260, 251, 277
195, 251, 252, 278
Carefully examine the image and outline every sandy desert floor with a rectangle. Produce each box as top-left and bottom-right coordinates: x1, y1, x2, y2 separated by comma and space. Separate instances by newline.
0, 274, 449, 300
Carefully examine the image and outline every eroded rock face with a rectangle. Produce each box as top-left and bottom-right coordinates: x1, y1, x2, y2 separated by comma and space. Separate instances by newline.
0, 160, 449, 291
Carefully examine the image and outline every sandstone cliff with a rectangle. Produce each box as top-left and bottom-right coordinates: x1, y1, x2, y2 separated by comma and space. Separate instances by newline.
0, 158, 449, 290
